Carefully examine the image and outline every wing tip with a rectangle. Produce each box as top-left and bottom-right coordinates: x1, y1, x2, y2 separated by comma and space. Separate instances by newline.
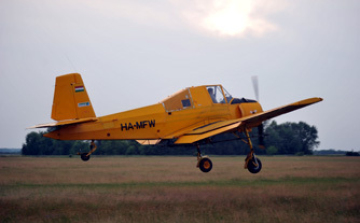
299, 97, 323, 105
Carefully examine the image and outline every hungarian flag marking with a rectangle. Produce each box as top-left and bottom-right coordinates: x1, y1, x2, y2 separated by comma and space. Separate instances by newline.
75, 86, 84, 92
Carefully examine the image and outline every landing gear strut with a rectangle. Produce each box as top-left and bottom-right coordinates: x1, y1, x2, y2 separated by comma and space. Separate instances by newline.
77, 140, 97, 162
196, 144, 213, 173
243, 128, 262, 174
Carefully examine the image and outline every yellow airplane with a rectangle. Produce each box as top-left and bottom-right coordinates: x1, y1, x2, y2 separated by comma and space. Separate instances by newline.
31, 73, 323, 174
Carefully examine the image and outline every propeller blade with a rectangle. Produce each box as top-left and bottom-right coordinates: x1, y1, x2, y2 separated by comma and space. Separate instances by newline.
251, 76, 259, 101
252, 76, 265, 148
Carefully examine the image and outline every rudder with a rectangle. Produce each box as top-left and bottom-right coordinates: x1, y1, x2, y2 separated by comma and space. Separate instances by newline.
51, 73, 96, 121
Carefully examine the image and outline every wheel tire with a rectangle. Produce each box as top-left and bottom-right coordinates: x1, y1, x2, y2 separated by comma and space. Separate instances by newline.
80, 153, 90, 162
247, 157, 262, 174
199, 158, 213, 173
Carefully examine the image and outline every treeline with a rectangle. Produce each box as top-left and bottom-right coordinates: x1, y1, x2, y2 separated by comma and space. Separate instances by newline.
313, 149, 346, 155
0, 149, 21, 154
22, 121, 320, 156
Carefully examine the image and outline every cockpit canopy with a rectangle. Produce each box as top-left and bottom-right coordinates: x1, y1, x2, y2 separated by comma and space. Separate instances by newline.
206, 85, 233, 104
161, 85, 234, 112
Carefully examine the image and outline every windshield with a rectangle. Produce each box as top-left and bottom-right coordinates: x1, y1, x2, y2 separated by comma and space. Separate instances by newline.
207, 85, 232, 104
223, 87, 233, 103
207, 86, 223, 103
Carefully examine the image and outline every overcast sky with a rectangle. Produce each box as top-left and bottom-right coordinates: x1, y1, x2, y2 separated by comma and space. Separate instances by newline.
0, 0, 359, 151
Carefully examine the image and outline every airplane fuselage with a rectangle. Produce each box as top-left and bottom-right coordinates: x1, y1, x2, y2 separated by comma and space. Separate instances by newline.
45, 85, 263, 142
34, 73, 322, 173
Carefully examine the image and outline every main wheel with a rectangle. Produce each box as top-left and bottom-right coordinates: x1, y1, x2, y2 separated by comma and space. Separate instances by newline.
199, 158, 213, 173
247, 157, 262, 174
80, 153, 90, 162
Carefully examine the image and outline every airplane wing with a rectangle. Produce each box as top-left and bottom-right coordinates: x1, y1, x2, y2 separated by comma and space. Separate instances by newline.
28, 117, 98, 129
174, 97, 323, 144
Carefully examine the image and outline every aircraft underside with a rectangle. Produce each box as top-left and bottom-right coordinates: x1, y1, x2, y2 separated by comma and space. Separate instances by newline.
76, 127, 263, 174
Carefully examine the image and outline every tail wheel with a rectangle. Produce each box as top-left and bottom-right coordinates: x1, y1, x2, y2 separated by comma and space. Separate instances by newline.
199, 158, 213, 173
80, 153, 90, 162
247, 157, 262, 174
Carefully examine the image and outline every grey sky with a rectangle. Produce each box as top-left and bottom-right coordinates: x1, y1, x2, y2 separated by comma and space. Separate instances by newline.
0, 0, 359, 150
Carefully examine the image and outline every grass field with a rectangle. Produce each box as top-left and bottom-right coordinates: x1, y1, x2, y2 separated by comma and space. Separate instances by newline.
0, 156, 359, 222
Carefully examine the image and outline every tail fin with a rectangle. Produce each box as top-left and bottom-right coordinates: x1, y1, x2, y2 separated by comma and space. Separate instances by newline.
51, 73, 96, 121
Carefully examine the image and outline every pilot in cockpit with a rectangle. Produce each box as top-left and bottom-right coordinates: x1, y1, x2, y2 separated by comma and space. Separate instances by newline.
208, 88, 217, 103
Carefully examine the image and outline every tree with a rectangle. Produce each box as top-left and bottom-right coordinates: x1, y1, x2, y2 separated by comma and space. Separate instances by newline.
264, 121, 320, 155
266, 146, 278, 155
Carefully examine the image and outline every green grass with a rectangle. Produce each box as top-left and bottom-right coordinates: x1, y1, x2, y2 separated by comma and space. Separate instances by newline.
1, 156, 359, 222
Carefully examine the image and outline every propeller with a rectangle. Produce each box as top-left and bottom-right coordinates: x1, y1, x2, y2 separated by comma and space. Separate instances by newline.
251, 76, 259, 102
251, 76, 265, 149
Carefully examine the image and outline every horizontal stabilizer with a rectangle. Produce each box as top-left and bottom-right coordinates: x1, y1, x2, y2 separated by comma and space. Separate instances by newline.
28, 117, 98, 129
